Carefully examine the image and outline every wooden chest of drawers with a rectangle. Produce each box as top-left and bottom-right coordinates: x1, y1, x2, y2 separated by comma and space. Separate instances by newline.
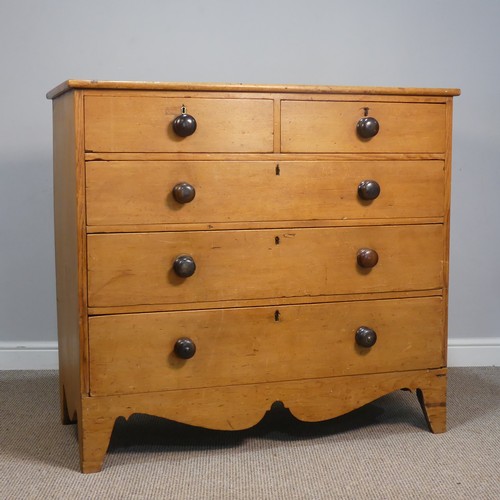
47, 81, 460, 473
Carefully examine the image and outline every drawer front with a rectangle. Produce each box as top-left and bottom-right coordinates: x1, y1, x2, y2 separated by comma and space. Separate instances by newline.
86, 160, 445, 226
89, 296, 444, 395
87, 225, 443, 307
281, 101, 446, 153
84, 96, 274, 153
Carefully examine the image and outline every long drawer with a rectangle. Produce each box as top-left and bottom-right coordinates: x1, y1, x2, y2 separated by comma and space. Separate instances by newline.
84, 96, 274, 153
86, 160, 445, 226
87, 225, 444, 307
88, 296, 444, 395
281, 101, 446, 153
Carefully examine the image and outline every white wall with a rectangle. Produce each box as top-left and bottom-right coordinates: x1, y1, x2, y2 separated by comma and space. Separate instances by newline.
0, 0, 499, 367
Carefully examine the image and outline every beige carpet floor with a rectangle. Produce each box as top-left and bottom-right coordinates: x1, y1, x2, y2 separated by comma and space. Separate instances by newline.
0, 368, 499, 499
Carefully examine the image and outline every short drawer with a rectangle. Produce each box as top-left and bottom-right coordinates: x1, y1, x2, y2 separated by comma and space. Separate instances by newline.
281, 101, 446, 153
88, 296, 444, 395
87, 225, 444, 308
86, 160, 445, 226
84, 95, 274, 153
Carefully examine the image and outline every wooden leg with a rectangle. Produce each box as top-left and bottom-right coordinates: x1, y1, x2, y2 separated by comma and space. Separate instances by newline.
416, 371, 447, 433
60, 380, 80, 424
79, 402, 116, 473
60, 384, 72, 425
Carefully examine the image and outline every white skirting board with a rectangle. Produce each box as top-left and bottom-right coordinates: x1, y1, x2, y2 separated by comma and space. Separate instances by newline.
0, 339, 499, 370
447, 338, 500, 367
0, 342, 59, 370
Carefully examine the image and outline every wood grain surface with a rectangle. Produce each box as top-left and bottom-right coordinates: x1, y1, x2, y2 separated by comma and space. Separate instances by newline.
87, 225, 444, 308
86, 160, 445, 226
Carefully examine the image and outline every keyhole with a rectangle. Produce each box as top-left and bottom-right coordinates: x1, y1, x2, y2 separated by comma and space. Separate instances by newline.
275, 236, 280, 245
275, 164, 280, 176
274, 310, 281, 321
363, 107, 369, 117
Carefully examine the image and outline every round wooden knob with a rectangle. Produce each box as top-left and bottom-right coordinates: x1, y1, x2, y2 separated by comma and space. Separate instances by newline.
358, 180, 381, 200
173, 255, 196, 278
357, 248, 379, 268
173, 182, 196, 204
357, 116, 379, 138
355, 326, 377, 348
174, 337, 196, 359
173, 113, 197, 137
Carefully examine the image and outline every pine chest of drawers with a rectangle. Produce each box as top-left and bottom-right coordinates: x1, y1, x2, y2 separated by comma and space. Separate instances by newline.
47, 80, 460, 473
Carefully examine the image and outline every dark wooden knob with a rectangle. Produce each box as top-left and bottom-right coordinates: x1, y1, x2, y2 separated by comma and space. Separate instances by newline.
358, 180, 381, 200
173, 113, 197, 137
173, 182, 196, 204
173, 255, 196, 278
357, 248, 379, 268
355, 326, 377, 348
174, 337, 196, 359
357, 116, 379, 138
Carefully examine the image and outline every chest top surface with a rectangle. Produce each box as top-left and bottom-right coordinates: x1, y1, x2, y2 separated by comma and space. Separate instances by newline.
46, 79, 461, 99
